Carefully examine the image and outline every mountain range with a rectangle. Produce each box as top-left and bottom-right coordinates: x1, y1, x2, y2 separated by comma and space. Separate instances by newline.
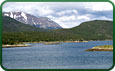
3, 12, 62, 29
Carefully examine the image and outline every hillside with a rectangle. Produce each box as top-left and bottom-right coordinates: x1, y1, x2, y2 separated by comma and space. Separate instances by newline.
55, 20, 113, 40
3, 16, 44, 32
2, 20, 113, 45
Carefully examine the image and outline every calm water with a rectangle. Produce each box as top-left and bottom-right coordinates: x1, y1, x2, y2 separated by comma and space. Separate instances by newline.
2, 41, 113, 69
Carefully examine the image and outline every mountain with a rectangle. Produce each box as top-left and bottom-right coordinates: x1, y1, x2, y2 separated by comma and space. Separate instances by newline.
3, 12, 62, 29
55, 20, 113, 40
2, 16, 44, 32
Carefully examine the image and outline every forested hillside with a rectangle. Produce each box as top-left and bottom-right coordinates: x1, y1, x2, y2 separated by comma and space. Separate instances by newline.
2, 17, 113, 45
3, 16, 44, 32
54, 20, 113, 40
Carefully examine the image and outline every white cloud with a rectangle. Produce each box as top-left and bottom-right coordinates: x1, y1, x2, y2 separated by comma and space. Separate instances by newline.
36, 7, 54, 16
53, 21, 80, 28
94, 16, 113, 21
56, 15, 76, 21
2, 2, 113, 28
77, 15, 90, 20
77, 14, 93, 20
59, 22, 80, 28
2, 2, 54, 16
56, 10, 78, 16
85, 2, 113, 11
47, 15, 55, 20
47, 15, 80, 28
3, 2, 113, 12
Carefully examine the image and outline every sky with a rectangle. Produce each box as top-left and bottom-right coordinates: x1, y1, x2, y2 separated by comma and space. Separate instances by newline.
2, 2, 113, 28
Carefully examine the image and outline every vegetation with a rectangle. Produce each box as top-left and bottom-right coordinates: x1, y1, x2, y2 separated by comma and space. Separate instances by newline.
2, 32, 81, 45
2, 16, 113, 45
54, 20, 113, 40
2, 16, 45, 32
86, 45, 113, 51
93, 45, 113, 49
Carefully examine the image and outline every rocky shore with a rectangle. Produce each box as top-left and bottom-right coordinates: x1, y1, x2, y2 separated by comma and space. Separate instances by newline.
2, 44, 30, 48
2, 41, 89, 48
23, 41, 88, 45
40, 41, 88, 45
85, 45, 113, 51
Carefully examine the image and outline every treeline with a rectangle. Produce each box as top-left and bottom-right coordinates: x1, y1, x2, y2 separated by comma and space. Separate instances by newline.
2, 32, 81, 45
2, 31, 111, 45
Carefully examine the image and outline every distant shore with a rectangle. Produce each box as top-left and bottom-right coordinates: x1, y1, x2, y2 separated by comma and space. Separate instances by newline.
24, 40, 112, 45
2, 40, 112, 48
2, 40, 88, 48
38, 40, 88, 45
85, 45, 113, 51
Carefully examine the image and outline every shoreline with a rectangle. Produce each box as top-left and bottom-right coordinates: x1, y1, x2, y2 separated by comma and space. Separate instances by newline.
37, 40, 88, 45
2, 44, 30, 48
24, 40, 112, 43
2, 41, 88, 48
2, 40, 112, 48
85, 45, 113, 51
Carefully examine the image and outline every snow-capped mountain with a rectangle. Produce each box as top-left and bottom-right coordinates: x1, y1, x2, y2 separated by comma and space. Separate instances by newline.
3, 12, 62, 29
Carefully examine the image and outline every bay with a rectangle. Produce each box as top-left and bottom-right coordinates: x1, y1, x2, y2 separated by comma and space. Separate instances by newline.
2, 41, 113, 69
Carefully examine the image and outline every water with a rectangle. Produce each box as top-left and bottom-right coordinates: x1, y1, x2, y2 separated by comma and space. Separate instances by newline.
2, 41, 113, 69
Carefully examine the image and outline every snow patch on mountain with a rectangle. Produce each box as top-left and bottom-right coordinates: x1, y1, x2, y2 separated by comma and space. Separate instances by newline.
10, 12, 13, 18
4, 13, 9, 16
3, 12, 62, 29
32, 18, 36, 25
14, 15, 16, 19
21, 12, 27, 20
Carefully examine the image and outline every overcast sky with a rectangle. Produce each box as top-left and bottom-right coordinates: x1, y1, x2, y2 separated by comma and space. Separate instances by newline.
3, 2, 113, 28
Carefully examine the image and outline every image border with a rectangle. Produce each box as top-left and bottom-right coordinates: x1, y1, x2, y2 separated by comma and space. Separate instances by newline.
0, 0, 114, 71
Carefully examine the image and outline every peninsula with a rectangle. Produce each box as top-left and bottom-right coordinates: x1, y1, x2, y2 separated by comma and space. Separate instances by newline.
85, 45, 113, 51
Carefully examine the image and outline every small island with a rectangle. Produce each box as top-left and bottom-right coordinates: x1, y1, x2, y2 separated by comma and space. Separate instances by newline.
2, 44, 30, 48
85, 45, 113, 51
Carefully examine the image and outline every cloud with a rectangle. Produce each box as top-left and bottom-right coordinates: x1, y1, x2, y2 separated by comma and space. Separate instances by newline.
2, 2, 113, 28
3, 2, 55, 17
47, 15, 79, 28
77, 15, 90, 20
58, 22, 81, 28
84, 2, 113, 11
56, 15, 76, 21
56, 10, 78, 16
93, 16, 113, 21
36, 7, 54, 16
47, 15, 84, 28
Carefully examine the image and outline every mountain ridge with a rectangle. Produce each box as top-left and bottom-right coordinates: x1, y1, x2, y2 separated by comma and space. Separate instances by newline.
2, 16, 45, 32
54, 20, 113, 40
3, 12, 62, 29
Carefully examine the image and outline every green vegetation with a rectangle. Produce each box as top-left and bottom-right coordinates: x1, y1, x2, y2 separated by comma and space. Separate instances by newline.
2, 17, 113, 45
3, 16, 45, 32
54, 20, 113, 40
86, 45, 113, 51
2, 32, 82, 45
93, 45, 113, 49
